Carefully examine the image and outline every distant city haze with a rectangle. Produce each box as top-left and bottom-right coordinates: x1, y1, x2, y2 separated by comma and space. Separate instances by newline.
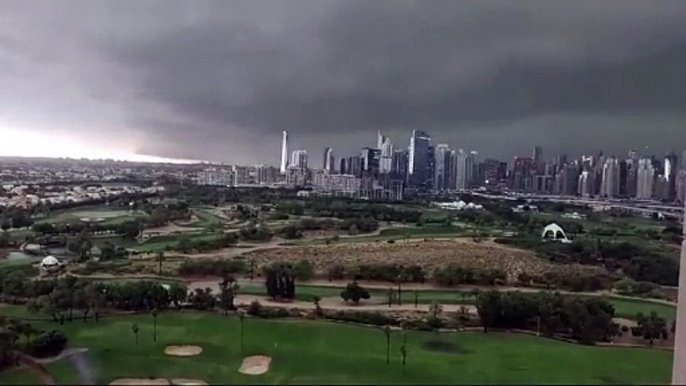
1, 0, 686, 164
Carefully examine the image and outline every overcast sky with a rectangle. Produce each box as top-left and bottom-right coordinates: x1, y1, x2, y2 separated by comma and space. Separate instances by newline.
1, 0, 686, 165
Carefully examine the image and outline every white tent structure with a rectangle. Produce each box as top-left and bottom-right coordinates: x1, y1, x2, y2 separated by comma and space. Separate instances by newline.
541, 223, 571, 243
40, 255, 60, 270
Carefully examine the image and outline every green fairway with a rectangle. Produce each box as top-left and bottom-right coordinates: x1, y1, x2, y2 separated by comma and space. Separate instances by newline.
591, 296, 677, 321
37, 207, 148, 225
0, 310, 672, 385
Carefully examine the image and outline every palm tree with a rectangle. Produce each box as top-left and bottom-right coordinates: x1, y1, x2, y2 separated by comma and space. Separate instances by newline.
151, 309, 158, 342
131, 323, 140, 346
237, 309, 247, 355
156, 252, 164, 276
383, 325, 392, 365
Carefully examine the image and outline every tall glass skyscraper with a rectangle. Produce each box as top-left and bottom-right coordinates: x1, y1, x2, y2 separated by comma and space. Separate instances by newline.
408, 130, 432, 189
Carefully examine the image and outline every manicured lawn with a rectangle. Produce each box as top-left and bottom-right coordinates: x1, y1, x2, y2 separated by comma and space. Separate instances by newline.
592, 296, 676, 321
0, 310, 672, 385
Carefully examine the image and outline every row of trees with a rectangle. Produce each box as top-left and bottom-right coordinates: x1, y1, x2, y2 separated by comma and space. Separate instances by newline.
475, 290, 617, 344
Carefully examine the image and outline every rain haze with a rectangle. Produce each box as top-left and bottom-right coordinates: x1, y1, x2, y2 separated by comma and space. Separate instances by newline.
1, 0, 686, 164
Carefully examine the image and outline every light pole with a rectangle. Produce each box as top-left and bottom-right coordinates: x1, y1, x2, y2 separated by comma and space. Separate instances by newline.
672, 205, 686, 385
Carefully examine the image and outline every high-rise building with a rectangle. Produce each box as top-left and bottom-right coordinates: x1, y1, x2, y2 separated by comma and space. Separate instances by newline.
360, 148, 381, 177
433, 144, 451, 191
636, 158, 655, 200
677, 170, 686, 203
408, 130, 432, 189
560, 163, 580, 196
533, 146, 543, 173
600, 157, 620, 198
280, 131, 289, 173
379, 135, 394, 174
512, 157, 534, 191
339, 158, 348, 175
323, 148, 335, 172
665, 152, 679, 200
377, 130, 386, 150
453, 150, 469, 190
482, 158, 501, 186
625, 157, 638, 198
391, 150, 408, 183
578, 170, 592, 197
291, 150, 308, 169
466, 151, 478, 186
256, 165, 279, 185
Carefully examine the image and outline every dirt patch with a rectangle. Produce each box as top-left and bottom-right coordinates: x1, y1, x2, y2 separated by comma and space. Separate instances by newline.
164, 345, 203, 357
238, 355, 272, 375
243, 239, 579, 282
422, 340, 472, 354
170, 379, 208, 386
110, 379, 170, 385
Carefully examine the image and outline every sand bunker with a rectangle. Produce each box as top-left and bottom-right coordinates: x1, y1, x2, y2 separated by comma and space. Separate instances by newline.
164, 345, 203, 357
170, 379, 208, 386
238, 355, 272, 375
110, 379, 170, 385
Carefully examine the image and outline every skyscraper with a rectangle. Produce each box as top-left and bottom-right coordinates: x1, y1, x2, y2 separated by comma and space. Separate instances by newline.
291, 150, 308, 169
323, 148, 335, 172
408, 130, 432, 189
391, 149, 408, 183
454, 150, 468, 190
377, 130, 386, 150
665, 152, 678, 200
636, 158, 655, 199
600, 157, 620, 198
379, 135, 394, 174
280, 131, 289, 173
360, 147, 381, 177
433, 144, 451, 191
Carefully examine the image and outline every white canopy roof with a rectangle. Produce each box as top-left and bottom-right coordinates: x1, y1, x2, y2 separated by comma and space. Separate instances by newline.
41, 255, 60, 266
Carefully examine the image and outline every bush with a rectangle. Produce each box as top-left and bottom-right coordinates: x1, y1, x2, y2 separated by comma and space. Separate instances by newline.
327, 264, 345, 280
433, 265, 507, 286
325, 310, 394, 326
178, 259, 245, 276
293, 259, 315, 281
27, 330, 68, 358
631, 326, 643, 337
247, 300, 262, 316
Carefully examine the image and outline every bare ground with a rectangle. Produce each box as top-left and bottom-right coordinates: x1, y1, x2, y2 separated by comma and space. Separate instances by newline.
238, 355, 272, 376
164, 345, 203, 357
242, 238, 599, 282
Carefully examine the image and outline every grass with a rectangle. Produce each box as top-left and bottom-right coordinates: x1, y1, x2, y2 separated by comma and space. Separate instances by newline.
0, 310, 672, 385
37, 206, 148, 225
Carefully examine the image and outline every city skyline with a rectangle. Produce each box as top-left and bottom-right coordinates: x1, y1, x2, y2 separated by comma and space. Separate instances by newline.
1, 1, 686, 164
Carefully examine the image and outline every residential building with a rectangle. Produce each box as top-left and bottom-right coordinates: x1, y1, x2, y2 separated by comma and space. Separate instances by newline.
433, 144, 451, 191
600, 157, 620, 198
323, 148, 335, 172
291, 150, 308, 169
280, 131, 289, 173
636, 158, 655, 199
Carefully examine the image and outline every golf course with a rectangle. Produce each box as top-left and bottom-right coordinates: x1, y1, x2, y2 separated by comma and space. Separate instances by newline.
0, 309, 673, 385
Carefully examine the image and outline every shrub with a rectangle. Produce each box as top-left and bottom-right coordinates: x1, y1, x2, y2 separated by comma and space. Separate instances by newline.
247, 300, 262, 316
27, 330, 68, 358
325, 310, 394, 326
178, 259, 245, 276
293, 259, 315, 281
327, 264, 346, 280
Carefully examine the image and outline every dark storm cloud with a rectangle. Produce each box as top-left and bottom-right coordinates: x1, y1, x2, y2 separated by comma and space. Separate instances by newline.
2, 0, 686, 163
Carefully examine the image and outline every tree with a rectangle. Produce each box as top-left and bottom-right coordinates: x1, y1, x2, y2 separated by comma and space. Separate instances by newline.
637, 311, 667, 346
131, 323, 140, 346
340, 281, 371, 305
427, 302, 445, 331
168, 283, 188, 311
475, 291, 501, 333
151, 309, 158, 342
313, 296, 323, 317
218, 275, 239, 315
264, 264, 296, 301
237, 309, 247, 355
383, 325, 392, 365
156, 252, 165, 276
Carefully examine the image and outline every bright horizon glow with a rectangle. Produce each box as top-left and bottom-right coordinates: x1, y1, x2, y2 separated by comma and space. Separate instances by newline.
0, 128, 204, 164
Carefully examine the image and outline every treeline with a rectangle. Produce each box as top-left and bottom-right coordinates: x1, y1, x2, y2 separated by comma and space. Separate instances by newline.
280, 217, 379, 239
275, 200, 423, 223
497, 237, 679, 286
475, 291, 617, 344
